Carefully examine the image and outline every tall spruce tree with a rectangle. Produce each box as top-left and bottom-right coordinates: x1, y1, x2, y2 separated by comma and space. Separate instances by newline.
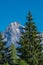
17, 12, 42, 65
0, 33, 15, 65
9, 43, 18, 65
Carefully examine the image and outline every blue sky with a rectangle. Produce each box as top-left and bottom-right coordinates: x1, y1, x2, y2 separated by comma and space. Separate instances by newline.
0, 0, 43, 32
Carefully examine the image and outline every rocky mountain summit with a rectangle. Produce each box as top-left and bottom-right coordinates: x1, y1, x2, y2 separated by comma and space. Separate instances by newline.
4, 22, 24, 47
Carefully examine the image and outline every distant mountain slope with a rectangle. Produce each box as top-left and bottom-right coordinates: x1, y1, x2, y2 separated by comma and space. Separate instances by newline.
4, 22, 24, 47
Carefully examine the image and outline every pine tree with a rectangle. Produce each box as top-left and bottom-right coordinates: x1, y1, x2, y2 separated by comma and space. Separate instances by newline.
5, 46, 14, 65
17, 12, 42, 65
0, 33, 15, 65
38, 44, 43, 65
9, 43, 18, 65
0, 32, 7, 65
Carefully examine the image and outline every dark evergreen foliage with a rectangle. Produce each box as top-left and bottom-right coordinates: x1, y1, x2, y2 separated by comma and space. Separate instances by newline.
0, 33, 15, 65
17, 12, 42, 65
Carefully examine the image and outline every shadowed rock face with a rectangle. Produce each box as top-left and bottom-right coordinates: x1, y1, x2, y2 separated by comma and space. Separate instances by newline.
3, 22, 24, 47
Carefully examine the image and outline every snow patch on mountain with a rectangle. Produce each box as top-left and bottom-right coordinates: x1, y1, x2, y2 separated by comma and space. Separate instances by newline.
4, 22, 24, 47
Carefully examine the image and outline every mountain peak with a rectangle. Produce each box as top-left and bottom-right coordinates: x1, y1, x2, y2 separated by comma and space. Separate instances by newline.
10, 21, 20, 26
4, 21, 24, 47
